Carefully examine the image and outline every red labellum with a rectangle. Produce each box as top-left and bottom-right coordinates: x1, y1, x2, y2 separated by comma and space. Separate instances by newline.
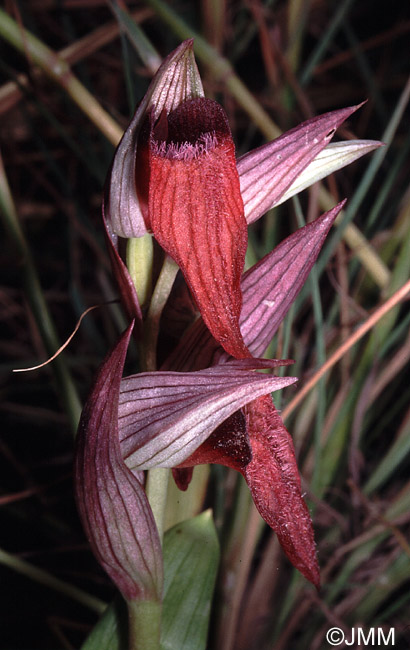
243, 396, 320, 588
175, 410, 251, 474
173, 393, 319, 588
172, 410, 250, 490
144, 97, 249, 359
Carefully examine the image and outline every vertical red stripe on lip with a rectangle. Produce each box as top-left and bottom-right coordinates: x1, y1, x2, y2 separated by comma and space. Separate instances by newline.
146, 97, 249, 359
244, 396, 320, 588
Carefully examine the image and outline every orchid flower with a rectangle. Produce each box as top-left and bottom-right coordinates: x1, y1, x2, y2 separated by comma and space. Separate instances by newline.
102, 40, 379, 348
74, 39, 382, 612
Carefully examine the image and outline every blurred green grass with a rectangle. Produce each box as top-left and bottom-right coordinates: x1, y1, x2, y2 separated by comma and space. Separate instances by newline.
0, 1, 409, 649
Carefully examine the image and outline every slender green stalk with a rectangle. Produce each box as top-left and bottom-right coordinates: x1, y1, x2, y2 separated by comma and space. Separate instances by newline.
364, 408, 410, 495
0, 152, 81, 433
0, 10, 150, 117
125, 247, 178, 546
215, 476, 253, 650
0, 547, 105, 614
127, 240, 208, 536
332, 217, 390, 288
0, 8, 122, 146
145, 467, 169, 542
127, 599, 162, 650
142, 254, 179, 372
126, 235, 154, 307
366, 132, 410, 232
141, 255, 178, 542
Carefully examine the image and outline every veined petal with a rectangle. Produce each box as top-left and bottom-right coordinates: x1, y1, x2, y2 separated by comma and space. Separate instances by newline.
147, 97, 249, 358
174, 394, 319, 587
119, 360, 297, 471
102, 202, 142, 328
240, 200, 346, 357
106, 40, 204, 239
161, 201, 346, 370
102, 41, 203, 327
237, 104, 363, 224
274, 140, 383, 208
74, 324, 163, 602
243, 396, 319, 587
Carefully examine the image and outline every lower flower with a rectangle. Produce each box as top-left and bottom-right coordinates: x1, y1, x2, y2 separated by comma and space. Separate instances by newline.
173, 394, 319, 587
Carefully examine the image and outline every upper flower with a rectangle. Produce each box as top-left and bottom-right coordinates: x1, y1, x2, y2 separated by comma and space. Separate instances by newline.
138, 96, 249, 358
104, 39, 380, 357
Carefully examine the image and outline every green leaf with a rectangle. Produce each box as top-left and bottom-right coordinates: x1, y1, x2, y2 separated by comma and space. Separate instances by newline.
80, 511, 219, 650
160, 510, 220, 650
81, 596, 128, 650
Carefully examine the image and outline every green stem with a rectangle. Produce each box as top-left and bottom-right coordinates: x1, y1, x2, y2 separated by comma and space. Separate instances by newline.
0, 152, 82, 434
125, 247, 179, 539
142, 255, 179, 538
145, 467, 169, 542
126, 234, 154, 307
125, 239, 178, 551
142, 254, 179, 372
127, 599, 162, 650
